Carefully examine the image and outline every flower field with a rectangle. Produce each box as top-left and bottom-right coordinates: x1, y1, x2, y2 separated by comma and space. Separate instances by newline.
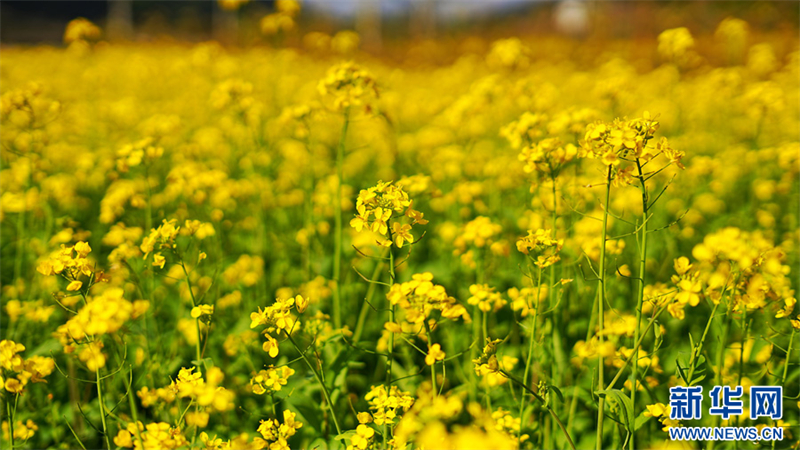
1, 6, 799, 450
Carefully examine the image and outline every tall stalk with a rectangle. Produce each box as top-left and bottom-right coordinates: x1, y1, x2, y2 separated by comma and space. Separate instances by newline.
284, 333, 342, 437
707, 300, 733, 450
352, 248, 387, 343
180, 261, 203, 373
424, 321, 438, 396
125, 365, 146, 450
596, 166, 612, 450
5, 393, 18, 449
518, 264, 542, 448
773, 329, 795, 450
332, 107, 351, 330
630, 159, 649, 450
96, 366, 111, 450
548, 177, 567, 446
383, 227, 397, 450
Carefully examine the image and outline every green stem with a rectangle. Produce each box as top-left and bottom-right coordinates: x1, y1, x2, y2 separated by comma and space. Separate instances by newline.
568, 286, 600, 437
773, 329, 795, 450
124, 365, 145, 450
13, 164, 29, 285
6, 393, 16, 449
179, 260, 203, 445
707, 300, 733, 450
549, 176, 566, 448
381, 234, 398, 450
285, 333, 342, 436
687, 303, 720, 386
180, 261, 203, 372
96, 367, 112, 450
518, 265, 542, 447
501, 369, 577, 450
353, 248, 388, 343
332, 107, 351, 330
737, 310, 747, 387
604, 304, 667, 391
630, 159, 650, 450
424, 321, 438, 397
596, 166, 612, 450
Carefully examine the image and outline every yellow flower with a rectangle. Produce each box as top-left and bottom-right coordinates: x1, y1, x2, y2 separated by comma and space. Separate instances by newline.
350, 424, 375, 450
74, 241, 92, 257
392, 222, 413, 248
63, 18, 101, 44
261, 334, 280, 358
295, 295, 309, 313
66, 280, 83, 291
673, 257, 692, 275
644, 403, 668, 418
114, 429, 133, 448
191, 304, 214, 319
317, 61, 378, 110
250, 366, 295, 395
425, 343, 446, 366
152, 253, 166, 269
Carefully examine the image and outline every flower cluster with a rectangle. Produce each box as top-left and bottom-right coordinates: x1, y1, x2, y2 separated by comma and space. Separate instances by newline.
393, 387, 518, 449
36, 241, 95, 290
657, 27, 697, 66
491, 408, 529, 444
644, 403, 681, 431
140, 219, 181, 268
667, 256, 703, 319
518, 137, 579, 178
116, 138, 164, 173
250, 366, 295, 395
581, 113, 662, 166
53, 288, 147, 369
507, 286, 549, 317
472, 338, 503, 377
364, 384, 414, 426
223, 255, 264, 287
385, 273, 470, 327
2, 420, 38, 442
0, 340, 54, 394
137, 385, 176, 408
173, 366, 235, 412
317, 61, 379, 111
467, 284, 507, 313
500, 112, 548, 149
351, 181, 427, 248
452, 216, 507, 268
114, 422, 188, 450
254, 410, 303, 450
63, 17, 101, 44
260, 0, 301, 35
210, 79, 254, 112
250, 295, 307, 357
516, 229, 562, 268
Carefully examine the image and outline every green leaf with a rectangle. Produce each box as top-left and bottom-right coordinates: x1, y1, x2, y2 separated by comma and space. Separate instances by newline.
334, 366, 349, 388
549, 385, 565, 403
191, 357, 214, 370
287, 397, 323, 434
333, 430, 356, 441
31, 339, 61, 357
596, 389, 634, 432
675, 358, 689, 385
308, 438, 328, 450
634, 411, 651, 431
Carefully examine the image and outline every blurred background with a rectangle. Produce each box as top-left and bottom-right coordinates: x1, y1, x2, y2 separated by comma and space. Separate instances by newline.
2, 1, 798, 57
